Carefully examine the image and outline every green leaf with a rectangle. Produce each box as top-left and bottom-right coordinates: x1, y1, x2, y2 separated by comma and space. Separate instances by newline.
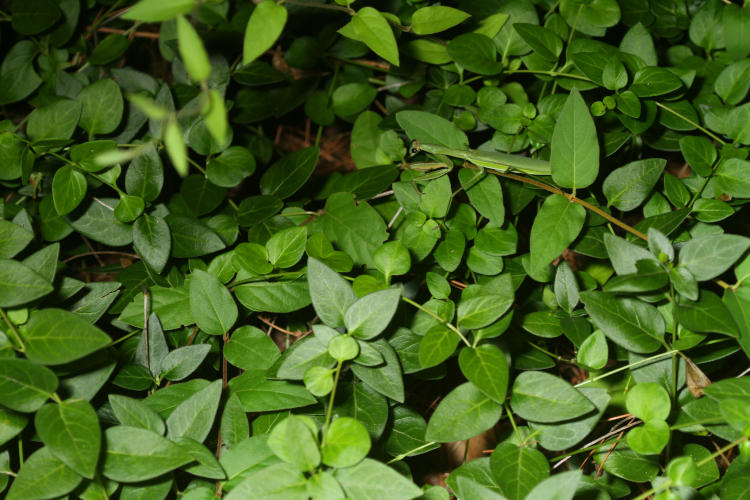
721, 455, 750, 500
321, 417, 370, 468
69, 197, 134, 247
179, 174, 226, 217
716, 158, 750, 197
225, 462, 307, 500
10, 0, 61, 35
6, 447, 81, 500
350, 340, 404, 402
35, 399, 100, 478
459, 170, 505, 227
593, 446, 658, 483
580, 291, 664, 353
122, 0, 196, 22
167, 379, 222, 442
167, 214, 226, 258
529, 194, 586, 272
0, 259, 54, 308
0, 358, 57, 412
679, 234, 750, 281
510, 371, 594, 423
630, 67, 683, 97
724, 4, 750, 59
228, 370, 316, 412
340, 7, 399, 67
328, 336, 359, 362
89, 34, 130, 65
176, 15, 211, 82
551, 88, 599, 188
109, 394, 165, 435
679, 136, 715, 178
23, 308, 110, 365
620, 22, 657, 66
344, 288, 401, 339
626, 382, 670, 421
396, 110, 468, 150
103, 425, 192, 482
243, 0, 288, 65
0, 220, 33, 258
235, 280, 311, 313
268, 415, 320, 471
189, 269, 238, 335
458, 294, 513, 330
332, 82, 377, 117
160, 344, 211, 381
675, 290, 738, 337
489, 443, 549, 500
335, 458, 422, 500
206, 146, 255, 188
220, 393, 249, 448
528, 387, 610, 451
266, 226, 307, 268
425, 382, 503, 442
411, 6, 470, 35
715, 59, 750, 105
373, 241, 411, 280
225, 325, 280, 371
458, 345, 509, 403
577, 330, 608, 369
384, 405, 438, 458
0, 41, 42, 106
164, 119, 188, 177
125, 144, 164, 202
626, 419, 670, 454
259, 146, 319, 199
418, 326, 459, 369
114, 194, 144, 223
77, 79, 124, 135
514, 23, 563, 62
447, 33, 503, 75
523, 470, 581, 500
603, 158, 666, 211
133, 215, 171, 273
308, 256, 357, 328
27, 99, 81, 142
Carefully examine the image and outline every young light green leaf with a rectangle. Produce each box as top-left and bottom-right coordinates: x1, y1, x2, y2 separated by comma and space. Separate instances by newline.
551, 88, 599, 188
626, 382, 671, 421
322, 417, 371, 468
164, 119, 188, 177
34, 399, 100, 478
267, 415, 320, 471
425, 382, 503, 442
626, 419, 670, 455
189, 269, 238, 335
411, 6, 470, 35
243, 0, 288, 65
176, 15, 211, 82
577, 330, 608, 369
342, 7, 399, 66
203, 88, 228, 145
122, 0, 196, 22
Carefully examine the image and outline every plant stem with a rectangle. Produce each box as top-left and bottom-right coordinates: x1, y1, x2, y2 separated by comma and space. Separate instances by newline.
654, 101, 726, 146
321, 361, 343, 447
503, 69, 593, 82
401, 296, 472, 347
386, 442, 438, 463
0, 308, 25, 352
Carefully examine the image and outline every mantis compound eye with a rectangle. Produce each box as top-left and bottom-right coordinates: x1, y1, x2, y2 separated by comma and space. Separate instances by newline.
409, 141, 420, 155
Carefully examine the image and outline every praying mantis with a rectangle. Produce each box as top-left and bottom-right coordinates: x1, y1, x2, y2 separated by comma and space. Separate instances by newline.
407, 140, 552, 180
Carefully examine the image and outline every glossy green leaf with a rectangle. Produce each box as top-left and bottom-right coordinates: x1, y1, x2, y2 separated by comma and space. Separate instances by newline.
603, 158, 666, 211
345, 288, 401, 339
77, 79, 123, 135
109, 394, 166, 435
267, 415, 320, 471
334, 459, 422, 500
6, 447, 81, 500
225, 325, 280, 371
308, 257, 357, 328
411, 6, 470, 35
260, 146, 319, 199
321, 416, 371, 468
0, 358, 57, 412
490, 443, 549, 500
679, 234, 750, 281
510, 371, 594, 423
458, 344, 509, 403
243, 0, 288, 65
133, 215, 171, 273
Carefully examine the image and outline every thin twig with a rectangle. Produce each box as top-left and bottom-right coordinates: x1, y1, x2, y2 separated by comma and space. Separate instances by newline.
63, 251, 140, 263
90, 26, 160, 39
256, 315, 310, 337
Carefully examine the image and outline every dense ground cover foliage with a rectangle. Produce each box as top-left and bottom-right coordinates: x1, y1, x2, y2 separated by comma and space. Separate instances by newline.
1, 0, 750, 498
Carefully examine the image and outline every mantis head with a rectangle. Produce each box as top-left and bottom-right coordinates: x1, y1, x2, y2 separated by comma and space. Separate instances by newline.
409, 140, 421, 156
